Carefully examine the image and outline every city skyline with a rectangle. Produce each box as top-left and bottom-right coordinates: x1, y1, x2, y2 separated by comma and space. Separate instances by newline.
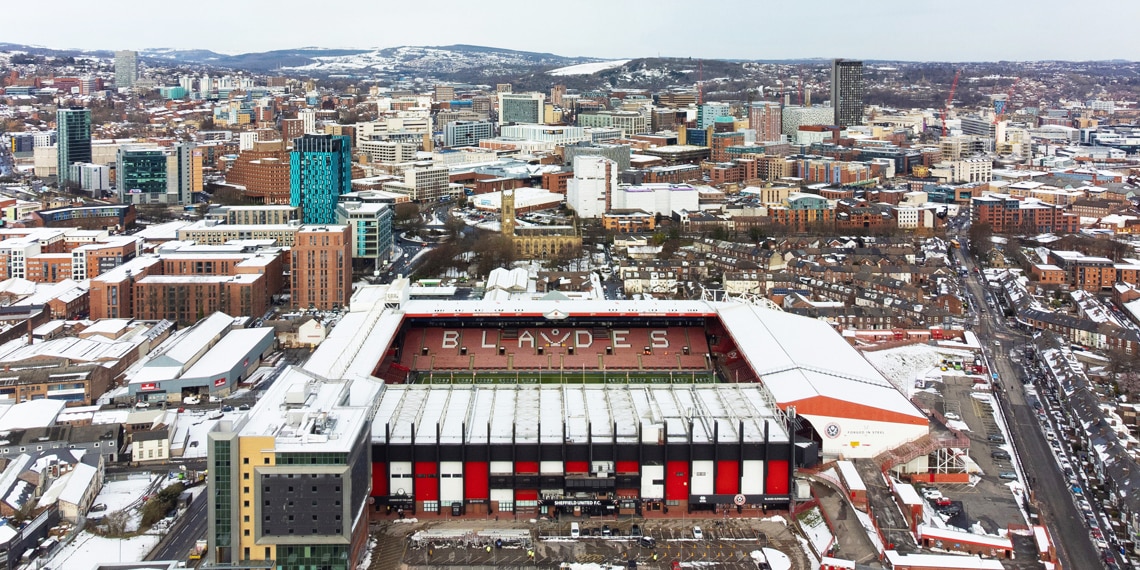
5, 0, 1140, 63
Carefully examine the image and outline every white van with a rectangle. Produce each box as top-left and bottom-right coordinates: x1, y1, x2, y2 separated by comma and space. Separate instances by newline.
570, 522, 580, 538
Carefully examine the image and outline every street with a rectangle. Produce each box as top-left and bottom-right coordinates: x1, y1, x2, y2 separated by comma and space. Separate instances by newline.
147, 488, 208, 563
955, 238, 1106, 570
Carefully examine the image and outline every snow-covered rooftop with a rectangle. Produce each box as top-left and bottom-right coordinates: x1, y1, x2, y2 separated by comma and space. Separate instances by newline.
372, 384, 787, 445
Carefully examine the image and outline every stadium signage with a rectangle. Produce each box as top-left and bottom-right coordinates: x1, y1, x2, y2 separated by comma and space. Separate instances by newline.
440, 329, 673, 349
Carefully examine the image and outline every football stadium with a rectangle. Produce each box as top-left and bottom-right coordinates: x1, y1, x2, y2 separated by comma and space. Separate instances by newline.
306, 279, 930, 520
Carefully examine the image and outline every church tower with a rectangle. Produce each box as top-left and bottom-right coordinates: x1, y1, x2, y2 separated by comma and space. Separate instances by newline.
501, 188, 516, 237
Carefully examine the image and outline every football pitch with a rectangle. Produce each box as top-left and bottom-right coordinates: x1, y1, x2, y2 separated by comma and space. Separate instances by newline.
416, 369, 718, 385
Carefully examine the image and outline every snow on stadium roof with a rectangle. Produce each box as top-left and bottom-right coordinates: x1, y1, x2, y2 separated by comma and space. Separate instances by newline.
372, 384, 788, 446
716, 302, 925, 422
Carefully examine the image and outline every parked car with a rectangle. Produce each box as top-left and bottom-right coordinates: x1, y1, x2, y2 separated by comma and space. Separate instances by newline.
221, 405, 234, 413
602, 524, 611, 537
630, 524, 642, 537
988, 433, 1005, 443
692, 526, 703, 540
938, 504, 962, 517
238, 403, 250, 411
991, 450, 1011, 460
134, 401, 150, 409
638, 536, 656, 548
999, 472, 1018, 480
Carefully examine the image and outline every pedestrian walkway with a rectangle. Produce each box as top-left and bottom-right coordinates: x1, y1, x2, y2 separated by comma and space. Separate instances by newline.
812, 481, 882, 566
854, 459, 917, 554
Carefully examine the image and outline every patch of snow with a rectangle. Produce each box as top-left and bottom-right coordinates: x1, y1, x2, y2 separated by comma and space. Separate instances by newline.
853, 508, 885, 554
44, 531, 159, 568
864, 344, 974, 397
798, 506, 833, 556
548, 59, 631, 76
764, 547, 794, 570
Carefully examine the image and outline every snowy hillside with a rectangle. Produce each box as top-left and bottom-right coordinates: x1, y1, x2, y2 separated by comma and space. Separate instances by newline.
548, 59, 631, 76
285, 45, 595, 76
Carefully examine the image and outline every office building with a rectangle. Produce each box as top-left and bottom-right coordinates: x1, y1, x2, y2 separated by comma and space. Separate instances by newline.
336, 199, 394, 270
434, 84, 455, 102
562, 142, 632, 172
697, 103, 731, 129
498, 92, 544, 125
291, 135, 353, 225
577, 111, 649, 136
831, 59, 865, 128
56, 107, 92, 188
68, 163, 110, 194
207, 369, 377, 569
749, 102, 783, 143
359, 141, 417, 164
114, 50, 138, 90
291, 225, 352, 311
566, 156, 617, 219
444, 120, 494, 148
117, 143, 201, 205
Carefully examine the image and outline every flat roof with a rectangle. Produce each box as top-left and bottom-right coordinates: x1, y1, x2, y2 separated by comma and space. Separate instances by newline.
372, 384, 788, 445
179, 328, 273, 380
236, 367, 380, 453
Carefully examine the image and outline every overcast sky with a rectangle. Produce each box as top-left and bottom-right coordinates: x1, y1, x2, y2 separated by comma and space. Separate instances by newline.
5, 0, 1138, 62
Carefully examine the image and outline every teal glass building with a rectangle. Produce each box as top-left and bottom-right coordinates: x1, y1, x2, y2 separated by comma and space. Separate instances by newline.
290, 135, 352, 224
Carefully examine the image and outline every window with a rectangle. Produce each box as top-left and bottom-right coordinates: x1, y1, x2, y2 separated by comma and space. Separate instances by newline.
244, 473, 249, 480
244, 487, 249, 494
244, 458, 249, 465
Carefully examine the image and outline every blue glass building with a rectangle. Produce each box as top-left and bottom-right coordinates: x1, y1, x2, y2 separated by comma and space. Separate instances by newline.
290, 135, 352, 224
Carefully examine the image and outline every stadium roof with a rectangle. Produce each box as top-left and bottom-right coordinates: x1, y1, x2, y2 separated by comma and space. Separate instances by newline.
372, 384, 788, 446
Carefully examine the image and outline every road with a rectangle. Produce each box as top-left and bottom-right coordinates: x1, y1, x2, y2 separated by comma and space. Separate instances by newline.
147, 489, 208, 562
955, 240, 1106, 570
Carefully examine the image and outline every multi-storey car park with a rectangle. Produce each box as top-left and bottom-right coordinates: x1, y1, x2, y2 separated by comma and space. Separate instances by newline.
208, 279, 931, 569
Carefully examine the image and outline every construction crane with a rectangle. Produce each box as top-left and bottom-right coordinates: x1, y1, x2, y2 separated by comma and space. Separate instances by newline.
941, 70, 961, 138
995, 78, 1020, 123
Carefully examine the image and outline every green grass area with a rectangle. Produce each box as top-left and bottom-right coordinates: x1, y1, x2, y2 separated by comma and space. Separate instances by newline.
416, 370, 718, 385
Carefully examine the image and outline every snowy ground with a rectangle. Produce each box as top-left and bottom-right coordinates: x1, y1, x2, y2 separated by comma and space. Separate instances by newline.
46, 532, 160, 569
864, 344, 976, 397
797, 506, 833, 556
548, 59, 631, 76
90, 473, 159, 531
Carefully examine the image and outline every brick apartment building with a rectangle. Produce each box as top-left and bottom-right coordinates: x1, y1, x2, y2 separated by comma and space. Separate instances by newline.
972, 194, 1079, 234
291, 225, 352, 311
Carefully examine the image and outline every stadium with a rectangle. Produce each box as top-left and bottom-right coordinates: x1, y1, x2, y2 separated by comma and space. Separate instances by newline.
303, 280, 931, 520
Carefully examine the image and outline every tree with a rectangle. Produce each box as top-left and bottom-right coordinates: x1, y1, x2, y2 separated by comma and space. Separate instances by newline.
967, 221, 994, 259
102, 510, 130, 537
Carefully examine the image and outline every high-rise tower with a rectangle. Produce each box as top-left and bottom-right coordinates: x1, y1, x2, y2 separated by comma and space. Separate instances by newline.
290, 135, 352, 224
830, 59, 865, 128
114, 50, 138, 90
56, 107, 92, 188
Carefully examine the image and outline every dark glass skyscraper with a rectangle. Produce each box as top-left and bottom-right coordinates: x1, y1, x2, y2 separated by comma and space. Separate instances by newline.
56, 107, 92, 188
290, 134, 352, 224
831, 59, 865, 128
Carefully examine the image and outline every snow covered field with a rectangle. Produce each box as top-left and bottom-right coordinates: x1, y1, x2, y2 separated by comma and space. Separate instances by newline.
548, 59, 630, 76
46, 532, 160, 569
864, 344, 976, 397
44, 473, 160, 568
